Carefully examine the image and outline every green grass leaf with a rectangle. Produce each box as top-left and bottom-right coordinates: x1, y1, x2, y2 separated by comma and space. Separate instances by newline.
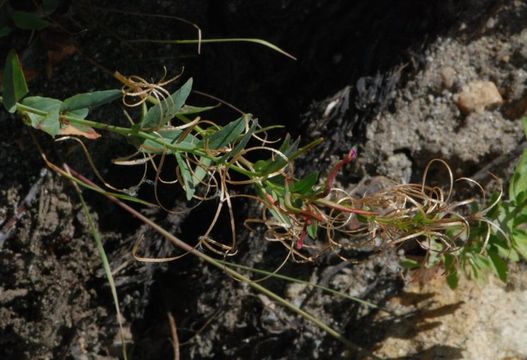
69, 176, 128, 360
21, 96, 62, 136
142, 78, 192, 129
131, 38, 297, 61
2, 50, 29, 112
62, 89, 122, 112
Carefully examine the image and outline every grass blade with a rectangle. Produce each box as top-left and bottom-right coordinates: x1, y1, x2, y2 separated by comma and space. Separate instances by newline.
65, 165, 128, 360
128, 38, 297, 60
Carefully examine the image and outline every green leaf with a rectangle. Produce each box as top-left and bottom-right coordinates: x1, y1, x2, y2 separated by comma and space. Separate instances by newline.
176, 104, 217, 116
201, 117, 245, 150
488, 248, 508, 282
2, 50, 29, 112
191, 157, 212, 188
399, 258, 420, 269
218, 115, 256, 163
10, 11, 49, 30
142, 78, 193, 129
141, 128, 198, 153
21, 96, 62, 136
257, 135, 300, 175
176, 153, 195, 201
62, 90, 122, 112
268, 206, 291, 226
446, 269, 459, 289
522, 117, 527, 139
474, 253, 493, 270
467, 253, 492, 284
307, 222, 318, 239
64, 108, 89, 119
0, 26, 11, 38
491, 234, 519, 261
291, 171, 319, 194
509, 149, 527, 200
512, 229, 527, 260
443, 253, 459, 289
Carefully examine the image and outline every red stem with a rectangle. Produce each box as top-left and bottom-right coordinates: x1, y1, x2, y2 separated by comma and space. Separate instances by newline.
326, 147, 357, 192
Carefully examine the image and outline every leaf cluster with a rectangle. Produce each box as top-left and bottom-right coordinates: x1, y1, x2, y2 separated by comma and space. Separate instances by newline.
440, 118, 527, 288
0, 0, 58, 38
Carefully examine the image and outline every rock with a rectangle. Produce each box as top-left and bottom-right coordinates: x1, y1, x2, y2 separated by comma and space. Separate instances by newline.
373, 267, 527, 359
455, 80, 503, 114
440, 66, 456, 89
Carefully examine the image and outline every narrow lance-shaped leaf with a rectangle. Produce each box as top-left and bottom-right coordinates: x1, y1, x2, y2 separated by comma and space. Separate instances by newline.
444, 254, 459, 289
191, 157, 212, 188
256, 135, 300, 175
175, 153, 195, 201
10, 11, 49, 30
512, 229, 527, 260
2, 50, 29, 112
488, 247, 508, 282
142, 78, 193, 129
140, 128, 198, 153
176, 104, 217, 116
307, 222, 318, 239
200, 116, 245, 150
509, 150, 527, 200
218, 115, 257, 163
62, 90, 122, 112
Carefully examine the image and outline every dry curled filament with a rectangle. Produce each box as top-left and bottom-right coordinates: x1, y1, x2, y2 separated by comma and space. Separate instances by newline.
60, 70, 497, 264
115, 68, 182, 109
253, 158, 497, 263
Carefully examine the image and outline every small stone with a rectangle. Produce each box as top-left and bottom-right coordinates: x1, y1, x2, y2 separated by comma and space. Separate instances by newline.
454, 80, 503, 114
440, 67, 456, 89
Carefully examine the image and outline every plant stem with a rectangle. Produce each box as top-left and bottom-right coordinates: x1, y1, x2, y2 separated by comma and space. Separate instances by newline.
63, 165, 378, 359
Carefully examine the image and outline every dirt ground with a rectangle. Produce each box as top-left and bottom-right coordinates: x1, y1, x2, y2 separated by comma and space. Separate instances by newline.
1, 1, 527, 359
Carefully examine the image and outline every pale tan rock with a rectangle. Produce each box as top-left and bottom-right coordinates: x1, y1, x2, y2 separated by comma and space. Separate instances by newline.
440, 66, 456, 89
455, 80, 503, 114
374, 267, 527, 360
